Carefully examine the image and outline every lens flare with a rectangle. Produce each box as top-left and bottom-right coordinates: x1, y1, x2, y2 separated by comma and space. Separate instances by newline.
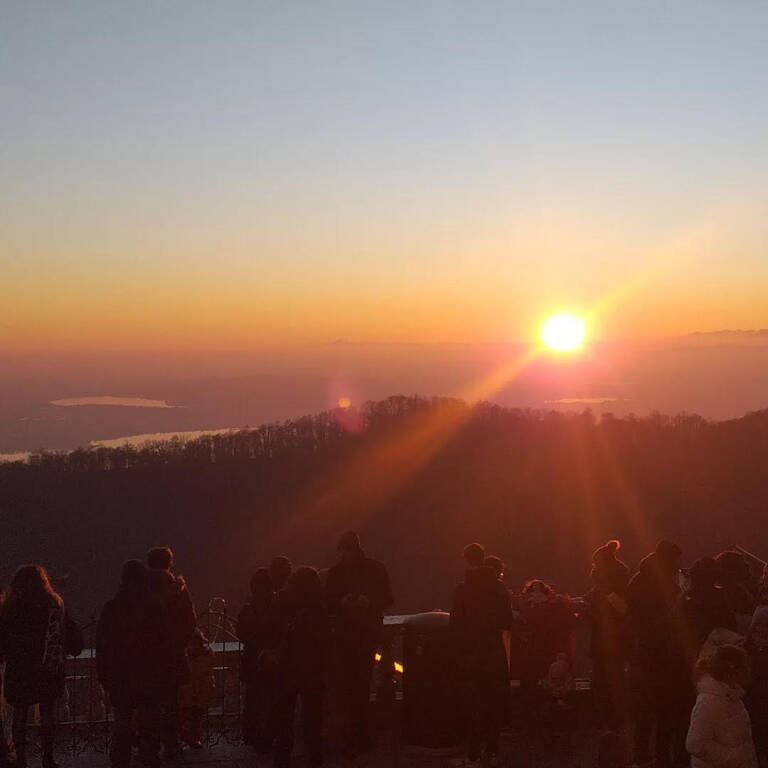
540, 314, 586, 352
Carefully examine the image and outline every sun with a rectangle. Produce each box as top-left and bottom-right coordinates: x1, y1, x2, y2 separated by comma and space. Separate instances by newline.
540, 314, 586, 352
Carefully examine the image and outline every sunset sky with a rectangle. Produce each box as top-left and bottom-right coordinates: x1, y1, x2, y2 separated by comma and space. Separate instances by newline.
3, 1, 768, 351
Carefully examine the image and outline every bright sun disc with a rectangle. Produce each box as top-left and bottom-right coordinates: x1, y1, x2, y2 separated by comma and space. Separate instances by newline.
541, 314, 586, 352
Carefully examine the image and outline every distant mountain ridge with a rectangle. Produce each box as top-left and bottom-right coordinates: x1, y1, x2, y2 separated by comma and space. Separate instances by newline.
3, 395, 768, 623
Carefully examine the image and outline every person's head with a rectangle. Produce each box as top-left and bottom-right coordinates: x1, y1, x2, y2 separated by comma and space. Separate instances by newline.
463, 542, 485, 569
484, 555, 505, 580
715, 551, 751, 585
592, 540, 621, 568
5, 564, 62, 614
250, 566, 272, 597
696, 644, 750, 689
590, 540, 629, 591
269, 556, 293, 591
689, 557, 719, 594
120, 559, 149, 591
287, 566, 322, 603
149, 568, 177, 600
655, 540, 682, 578
523, 579, 554, 603
147, 546, 174, 572
337, 531, 364, 564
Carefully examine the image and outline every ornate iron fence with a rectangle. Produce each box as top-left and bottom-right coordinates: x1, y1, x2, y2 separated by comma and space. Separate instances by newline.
1, 599, 405, 757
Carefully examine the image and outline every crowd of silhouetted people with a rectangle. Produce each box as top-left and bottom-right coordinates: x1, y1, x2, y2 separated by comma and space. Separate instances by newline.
2, 535, 768, 768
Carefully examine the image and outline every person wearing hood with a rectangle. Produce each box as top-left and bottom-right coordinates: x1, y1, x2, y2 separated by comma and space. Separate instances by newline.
686, 644, 757, 768
97, 560, 176, 768
147, 547, 197, 759
628, 540, 684, 768
325, 531, 393, 756
450, 542, 513, 768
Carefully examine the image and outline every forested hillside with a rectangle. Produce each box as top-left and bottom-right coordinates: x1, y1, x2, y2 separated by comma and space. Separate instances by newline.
2, 395, 767, 621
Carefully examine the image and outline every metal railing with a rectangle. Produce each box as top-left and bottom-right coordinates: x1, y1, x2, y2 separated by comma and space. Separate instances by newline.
1, 599, 404, 757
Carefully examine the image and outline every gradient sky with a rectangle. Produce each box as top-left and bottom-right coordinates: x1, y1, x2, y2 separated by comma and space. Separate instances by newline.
2, 1, 768, 351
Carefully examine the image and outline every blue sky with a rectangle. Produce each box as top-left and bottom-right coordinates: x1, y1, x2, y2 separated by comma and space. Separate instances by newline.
2, 1, 767, 348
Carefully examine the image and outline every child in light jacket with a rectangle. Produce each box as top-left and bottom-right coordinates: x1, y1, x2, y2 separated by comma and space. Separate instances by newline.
686, 644, 757, 768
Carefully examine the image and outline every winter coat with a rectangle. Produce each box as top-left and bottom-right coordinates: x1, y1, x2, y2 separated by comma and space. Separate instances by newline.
178, 649, 215, 710
149, 570, 196, 686
628, 553, 681, 672
268, 590, 330, 693
96, 583, 179, 706
686, 675, 757, 768
588, 559, 630, 670
0, 600, 77, 705
236, 593, 273, 683
450, 567, 512, 691
325, 554, 392, 645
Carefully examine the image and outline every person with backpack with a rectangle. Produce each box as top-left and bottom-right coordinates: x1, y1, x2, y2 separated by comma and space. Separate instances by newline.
450, 543, 512, 768
0, 565, 82, 768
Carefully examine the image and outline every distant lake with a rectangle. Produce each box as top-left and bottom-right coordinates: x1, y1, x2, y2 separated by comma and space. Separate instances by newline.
50, 396, 176, 408
91, 428, 236, 448
0, 428, 238, 463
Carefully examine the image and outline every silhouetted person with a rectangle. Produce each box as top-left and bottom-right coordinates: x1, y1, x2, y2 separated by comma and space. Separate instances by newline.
97, 560, 177, 768
519, 579, 575, 694
588, 540, 631, 735
745, 601, 768, 765
0, 585, 9, 768
680, 557, 737, 663
590, 543, 633, 768
628, 540, 684, 768
484, 556, 504, 581
147, 546, 197, 759
450, 542, 512, 768
269, 556, 293, 593
267, 567, 329, 768
0, 565, 81, 768
325, 531, 393, 755
715, 551, 759, 634
237, 568, 276, 752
